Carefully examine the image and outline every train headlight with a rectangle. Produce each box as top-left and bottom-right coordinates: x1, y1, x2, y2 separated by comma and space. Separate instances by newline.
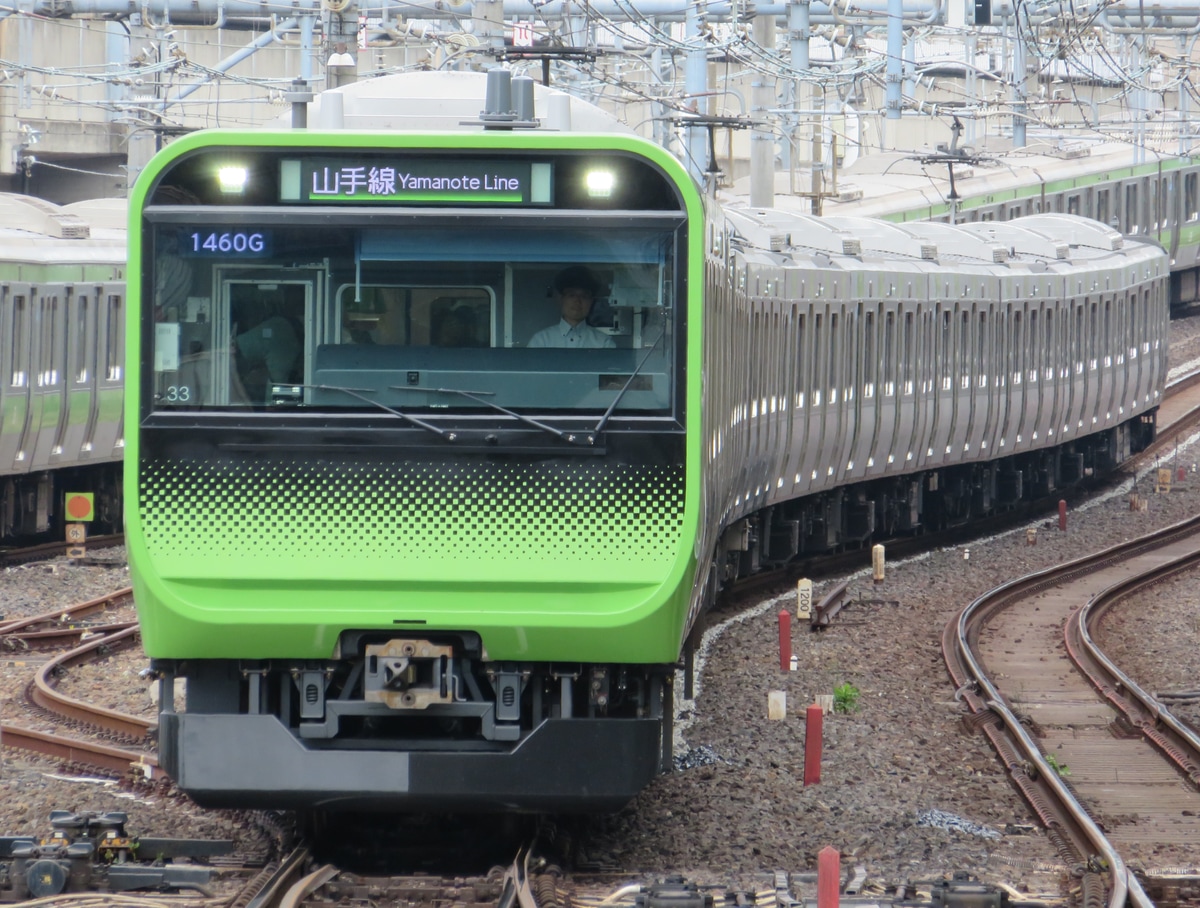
585, 169, 614, 198
218, 166, 248, 194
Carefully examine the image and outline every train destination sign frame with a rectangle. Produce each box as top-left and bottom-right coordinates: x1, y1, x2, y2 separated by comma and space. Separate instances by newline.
279, 158, 553, 205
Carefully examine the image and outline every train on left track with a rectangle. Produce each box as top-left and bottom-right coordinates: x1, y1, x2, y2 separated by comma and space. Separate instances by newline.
124, 71, 1169, 814
0, 195, 125, 545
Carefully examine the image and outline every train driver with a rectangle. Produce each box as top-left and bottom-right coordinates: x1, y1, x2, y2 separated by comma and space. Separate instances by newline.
527, 265, 615, 349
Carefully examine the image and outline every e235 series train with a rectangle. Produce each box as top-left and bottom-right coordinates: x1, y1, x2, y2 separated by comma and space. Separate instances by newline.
0, 195, 125, 544
126, 72, 1168, 813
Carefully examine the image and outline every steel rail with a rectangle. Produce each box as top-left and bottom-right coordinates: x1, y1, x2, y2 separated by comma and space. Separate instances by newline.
0, 723, 161, 779
1067, 550, 1200, 786
0, 587, 134, 636
943, 514, 1200, 908
29, 624, 156, 742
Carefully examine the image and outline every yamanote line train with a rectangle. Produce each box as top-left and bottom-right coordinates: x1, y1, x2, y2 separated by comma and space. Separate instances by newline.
0, 69, 1174, 813
120, 72, 1169, 812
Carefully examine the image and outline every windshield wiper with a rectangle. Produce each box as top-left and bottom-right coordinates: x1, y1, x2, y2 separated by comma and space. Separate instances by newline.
391, 386, 597, 446
305, 384, 459, 441
592, 323, 668, 436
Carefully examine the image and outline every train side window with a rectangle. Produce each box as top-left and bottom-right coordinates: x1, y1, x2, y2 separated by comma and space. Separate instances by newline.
1011, 311, 1022, 386
883, 310, 895, 397
940, 310, 952, 391
1044, 310, 1055, 381
977, 309, 988, 388
795, 312, 807, 409
1187, 173, 1198, 222
9, 294, 27, 387
862, 309, 875, 399
1067, 195, 1080, 216
74, 294, 89, 383
1096, 189, 1109, 226
902, 312, 914, 396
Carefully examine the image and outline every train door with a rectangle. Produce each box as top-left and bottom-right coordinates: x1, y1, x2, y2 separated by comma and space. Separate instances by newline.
1081, 298, 1098, 436
786, 305, 811, 494
1036, 301, 1056, 445
91, 285, 125, 458
928, 304, 952, 467
826, 307, 848, 486
851, 302, 878, 480
0, 285, 33, 473
798, 305, 826, 495
872, 301, 900, 476
958, 303, 981, 459
1009, 307, 1029, 451
861, 303, 887, 480
28, 288, 67, 471
1098, 294, 1116, 427
895, 305, 921, 470
1065, 301, 1083, 441
1113, 290, 1132, 426
1166, 171, 1181, 263
973, 303, 997, 457
993, 306, 1012, 453
201, 269, 321, 406
58, 286, 94, 464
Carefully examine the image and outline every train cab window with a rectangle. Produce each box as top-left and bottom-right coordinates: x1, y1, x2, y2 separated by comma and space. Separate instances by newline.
340, 286, 493, 347
148, 221, 681, 418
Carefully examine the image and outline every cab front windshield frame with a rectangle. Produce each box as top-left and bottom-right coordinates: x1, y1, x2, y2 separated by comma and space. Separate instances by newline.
144, 210, 685, 426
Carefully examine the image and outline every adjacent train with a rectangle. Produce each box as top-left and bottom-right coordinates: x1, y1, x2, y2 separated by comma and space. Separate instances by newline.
125, 72, 1169, 813
0, 195, 125, 545
800, 138, 1200, 307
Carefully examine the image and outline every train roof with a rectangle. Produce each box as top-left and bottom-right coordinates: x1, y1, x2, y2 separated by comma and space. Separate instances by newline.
61, 197, 128, 236
720, 204, 1161, 279
0, 193, 125, 265
723, 140, 1183, 221
288, 71, 634, 134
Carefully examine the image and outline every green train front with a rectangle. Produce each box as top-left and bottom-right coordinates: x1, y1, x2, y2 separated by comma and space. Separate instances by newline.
126, 130, 703, 811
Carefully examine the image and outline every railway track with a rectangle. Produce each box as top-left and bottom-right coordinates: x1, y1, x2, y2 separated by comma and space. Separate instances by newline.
943, 515, 1200, 908
0, 588, 161, 781
0, 533, 125, 569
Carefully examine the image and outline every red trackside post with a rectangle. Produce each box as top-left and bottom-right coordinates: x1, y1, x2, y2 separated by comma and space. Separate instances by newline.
804, 703, 823, 785
778, 609, 791, 671
818, 846, 840, 908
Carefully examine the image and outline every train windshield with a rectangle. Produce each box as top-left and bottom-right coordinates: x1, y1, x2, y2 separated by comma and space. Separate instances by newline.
146, 218, 682, 419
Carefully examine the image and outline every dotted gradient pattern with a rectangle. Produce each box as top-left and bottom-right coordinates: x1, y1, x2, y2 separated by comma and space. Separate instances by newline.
138, 456, 685, 562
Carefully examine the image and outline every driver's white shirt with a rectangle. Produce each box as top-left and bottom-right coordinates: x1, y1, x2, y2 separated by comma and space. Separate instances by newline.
528, 319, 615, 349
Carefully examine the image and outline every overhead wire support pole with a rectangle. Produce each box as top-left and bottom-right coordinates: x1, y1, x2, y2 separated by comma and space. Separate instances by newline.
788, 0, 810, 186
1012, 0, 1027, 147
685, 0, 709, 185
886, 0, 902, 118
